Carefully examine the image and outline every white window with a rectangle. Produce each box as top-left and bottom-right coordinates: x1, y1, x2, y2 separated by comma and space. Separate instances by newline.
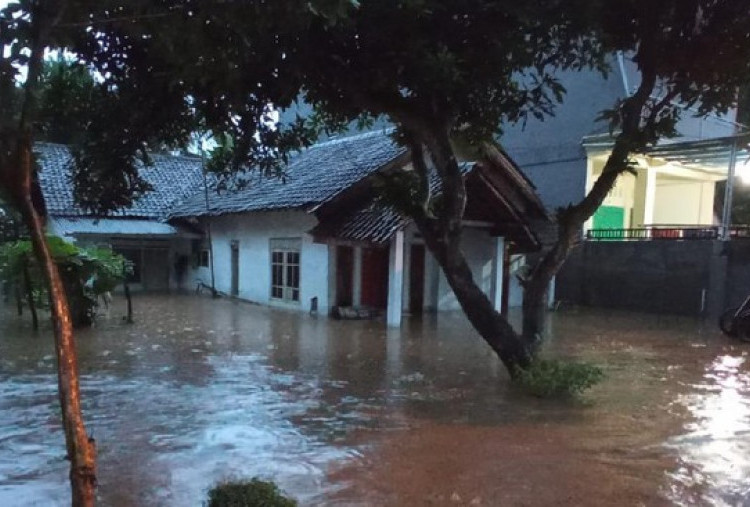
270, 238, 301, 302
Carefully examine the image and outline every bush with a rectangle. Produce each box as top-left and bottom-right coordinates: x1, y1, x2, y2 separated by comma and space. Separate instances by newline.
514, 359, 604, 398
206, 478, 297, 507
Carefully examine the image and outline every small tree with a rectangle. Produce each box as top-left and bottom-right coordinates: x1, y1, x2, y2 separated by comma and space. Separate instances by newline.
0, 236, 129, 327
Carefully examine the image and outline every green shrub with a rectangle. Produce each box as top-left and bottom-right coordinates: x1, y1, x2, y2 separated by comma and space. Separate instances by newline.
514, 359, 604, 398
206, 478, 297, 507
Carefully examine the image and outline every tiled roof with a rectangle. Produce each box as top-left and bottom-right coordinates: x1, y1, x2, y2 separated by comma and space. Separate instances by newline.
169, 129, 406, 218
36, 143, 205, 219
312, 200, 409, 245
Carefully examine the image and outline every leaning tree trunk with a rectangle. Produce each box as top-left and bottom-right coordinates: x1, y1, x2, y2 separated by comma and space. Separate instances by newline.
520, 145, 628, 342
14, 140, 97, 506
520, 61, 661, 343
403, 127, 536, 374
421, 227, 534, 372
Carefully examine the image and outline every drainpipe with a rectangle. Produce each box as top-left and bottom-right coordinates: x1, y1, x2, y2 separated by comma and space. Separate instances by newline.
201, 146, 218, 297
720, 138, 739, 241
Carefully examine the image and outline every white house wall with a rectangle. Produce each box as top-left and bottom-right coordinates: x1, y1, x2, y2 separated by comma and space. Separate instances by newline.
652, 179, 716, 225
436, 227, 497, 311
200, 211, 329, 313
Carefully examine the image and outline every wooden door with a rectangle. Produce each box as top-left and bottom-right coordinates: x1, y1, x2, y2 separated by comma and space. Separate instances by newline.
360, 247, 389, 308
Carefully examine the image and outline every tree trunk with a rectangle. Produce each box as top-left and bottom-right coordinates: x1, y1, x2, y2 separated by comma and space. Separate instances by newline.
22, 255, 39, 330
14, 141, 97, 506
422, 227, 533, 372
522, 280, 547, 344
404, 127, 535, 374
123, 279, 133, 324
15, 282, 24, 316
520, 61, 661, 342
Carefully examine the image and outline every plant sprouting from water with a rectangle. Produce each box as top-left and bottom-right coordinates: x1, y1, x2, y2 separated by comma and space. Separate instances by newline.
514, 359, 604, 399
206, 478, 297, 507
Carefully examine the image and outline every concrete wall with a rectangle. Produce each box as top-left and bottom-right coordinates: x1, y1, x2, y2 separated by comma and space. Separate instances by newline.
557, 240, 711, 315
725, 241, 750, 308
202, 211, 329, 313
556, 240, 733, 316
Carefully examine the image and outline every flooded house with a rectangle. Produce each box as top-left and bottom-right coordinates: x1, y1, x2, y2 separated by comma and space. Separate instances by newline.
36, 143, 205, 291
34, 130, 548, 326
168, 130, 548, 326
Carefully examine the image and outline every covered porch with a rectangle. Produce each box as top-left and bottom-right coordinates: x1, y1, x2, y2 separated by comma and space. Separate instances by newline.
583, 133, 750, 241
311, 156, 549, 327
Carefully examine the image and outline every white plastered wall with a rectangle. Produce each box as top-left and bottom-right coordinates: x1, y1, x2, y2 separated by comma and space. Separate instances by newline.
202, 211, 329, 313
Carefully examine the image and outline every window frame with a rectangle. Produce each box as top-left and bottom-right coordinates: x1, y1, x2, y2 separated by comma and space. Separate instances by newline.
270, 238, 301, 304
199, 249, 210, 268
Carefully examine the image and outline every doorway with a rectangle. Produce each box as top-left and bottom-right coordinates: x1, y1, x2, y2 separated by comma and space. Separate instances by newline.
408, 244, 425, 314
361, 247, 389, 308
336, 245, 354, 306
230, 240, 239, 296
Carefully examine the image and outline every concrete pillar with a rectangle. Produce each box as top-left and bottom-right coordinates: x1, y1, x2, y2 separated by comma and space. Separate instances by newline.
706, 240, 729, 318
353, 246, 363, 307
643, 168, 657, 225
490, 236, 505, 312
387, 231, 405, 327
548, 276, 556, 308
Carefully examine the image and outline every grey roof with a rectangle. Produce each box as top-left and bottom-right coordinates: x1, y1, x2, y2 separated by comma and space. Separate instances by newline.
312, 201, 409, 245
169, 129, 407, 218
36, 143, 205, 219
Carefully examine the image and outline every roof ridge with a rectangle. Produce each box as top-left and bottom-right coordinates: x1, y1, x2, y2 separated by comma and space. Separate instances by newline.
34, 142, 202, 163
308, 128, 396, 150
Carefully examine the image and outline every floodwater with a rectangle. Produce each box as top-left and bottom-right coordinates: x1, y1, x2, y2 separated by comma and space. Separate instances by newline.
0, 295, 748, 506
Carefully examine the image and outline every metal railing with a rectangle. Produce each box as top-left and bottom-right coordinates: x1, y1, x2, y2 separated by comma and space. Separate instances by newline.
586, 225, 750, 241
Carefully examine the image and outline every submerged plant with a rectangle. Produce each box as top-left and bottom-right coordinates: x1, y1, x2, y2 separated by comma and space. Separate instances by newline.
514, 359, 604, 399
206, 478, 297, 507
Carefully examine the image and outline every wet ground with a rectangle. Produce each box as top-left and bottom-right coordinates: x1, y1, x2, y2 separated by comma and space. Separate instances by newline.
0, 295, 748, 506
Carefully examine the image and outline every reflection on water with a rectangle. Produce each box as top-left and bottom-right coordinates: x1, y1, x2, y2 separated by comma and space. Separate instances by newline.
0, 295, 749, 505
667, 354, 750, 505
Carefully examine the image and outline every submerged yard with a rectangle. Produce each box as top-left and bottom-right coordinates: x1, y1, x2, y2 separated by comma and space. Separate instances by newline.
0, 295, 749, 505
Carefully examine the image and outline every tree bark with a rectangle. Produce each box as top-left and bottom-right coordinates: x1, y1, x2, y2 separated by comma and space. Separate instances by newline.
404, 128, 535, 374
123, 278, 133, 324
14, 139, 97, 507
520, 62, 660, 342
15, 282, 24, 316
22, 255, 39, 330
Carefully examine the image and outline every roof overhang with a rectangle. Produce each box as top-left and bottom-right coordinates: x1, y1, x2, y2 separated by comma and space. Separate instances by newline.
583, 132, 750, 178
49, 217, 202, 239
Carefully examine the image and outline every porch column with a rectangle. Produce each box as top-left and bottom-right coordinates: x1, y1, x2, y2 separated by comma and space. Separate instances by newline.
327, 244, 337, 314
490, 236, 505, 313
721, 139, 739, 240
643, 167, 657, 225
387, 231, 405, 327
352, 246, 363, 306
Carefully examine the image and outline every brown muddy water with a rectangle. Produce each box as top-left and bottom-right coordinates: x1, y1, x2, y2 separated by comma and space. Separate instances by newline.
0, 295, 748, 506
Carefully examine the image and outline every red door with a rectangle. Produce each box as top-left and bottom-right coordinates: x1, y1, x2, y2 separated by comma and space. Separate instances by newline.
360, 247, 389, 309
